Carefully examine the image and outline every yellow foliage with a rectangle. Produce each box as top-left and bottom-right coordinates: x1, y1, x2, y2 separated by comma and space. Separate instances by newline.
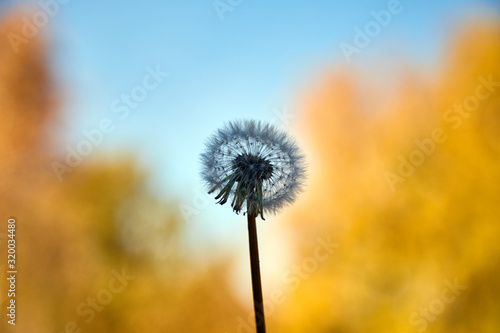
0, 11, 245, 333
275, 22, 500, 332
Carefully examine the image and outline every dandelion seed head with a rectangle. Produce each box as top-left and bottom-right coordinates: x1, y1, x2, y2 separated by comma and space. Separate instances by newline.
200, 120, 306, 219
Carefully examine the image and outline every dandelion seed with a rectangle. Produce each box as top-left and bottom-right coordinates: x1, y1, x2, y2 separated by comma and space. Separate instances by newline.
200, 119, 306, 220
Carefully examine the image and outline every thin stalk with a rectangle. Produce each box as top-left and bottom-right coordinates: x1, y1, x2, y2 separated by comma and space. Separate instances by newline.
247, 211, 266, 333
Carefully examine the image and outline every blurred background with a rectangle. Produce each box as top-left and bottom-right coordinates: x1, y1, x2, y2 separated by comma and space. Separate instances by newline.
0, 0, 499, 332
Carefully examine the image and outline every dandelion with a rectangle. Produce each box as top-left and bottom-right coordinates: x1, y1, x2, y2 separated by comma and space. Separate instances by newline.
201, 120, 306, 219
200, 120, 306, 333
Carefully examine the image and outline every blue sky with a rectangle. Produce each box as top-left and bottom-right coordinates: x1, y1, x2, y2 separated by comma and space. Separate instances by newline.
3, 0, 499, 240
47, 1, 496, 184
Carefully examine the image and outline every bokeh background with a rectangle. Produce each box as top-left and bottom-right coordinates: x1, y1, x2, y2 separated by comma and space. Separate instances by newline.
1, 0, 500, 332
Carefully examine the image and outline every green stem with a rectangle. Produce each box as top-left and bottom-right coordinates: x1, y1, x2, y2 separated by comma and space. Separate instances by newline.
247, 211, 266, 333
